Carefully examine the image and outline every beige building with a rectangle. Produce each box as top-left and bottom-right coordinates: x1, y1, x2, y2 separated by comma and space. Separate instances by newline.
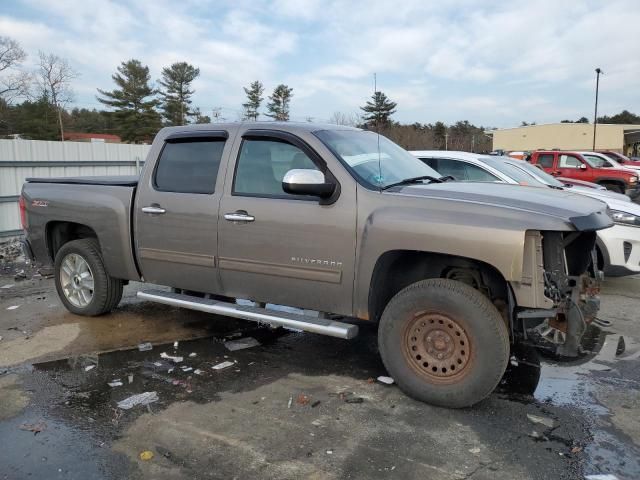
488, 123, 640, 156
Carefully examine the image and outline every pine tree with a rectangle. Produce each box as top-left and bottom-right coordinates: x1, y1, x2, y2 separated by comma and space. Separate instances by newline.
265, 84, 293, 121
158, 62, 200, 126
96, 59, 161, 143
242, 80, 264, 120
360, 91, 397, 128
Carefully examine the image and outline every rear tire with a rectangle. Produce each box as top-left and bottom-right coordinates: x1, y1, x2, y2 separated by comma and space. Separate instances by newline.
378, 279, 510, 408
54, 239, 123, 316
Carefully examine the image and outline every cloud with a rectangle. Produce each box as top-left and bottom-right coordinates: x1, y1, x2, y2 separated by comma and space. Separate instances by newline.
2, 0, 638, 126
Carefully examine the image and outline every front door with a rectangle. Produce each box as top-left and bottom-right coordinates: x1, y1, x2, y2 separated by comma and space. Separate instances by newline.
217, 130, 356, 315
555, 153, 591, 181
134, 131, 231, 293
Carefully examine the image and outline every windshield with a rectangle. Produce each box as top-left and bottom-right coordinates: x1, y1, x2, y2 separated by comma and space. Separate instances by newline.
502, 159, 565, 187
476, 156, 544, 185
315, 130, 441, 188
582, 154, 614, 168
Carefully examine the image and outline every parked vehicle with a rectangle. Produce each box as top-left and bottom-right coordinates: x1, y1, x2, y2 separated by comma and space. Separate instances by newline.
20, 123, 612, 408
529, 150, 640, 197
556, 177, 608, 190
598, 151, 640, 168
412, 151, 640, 276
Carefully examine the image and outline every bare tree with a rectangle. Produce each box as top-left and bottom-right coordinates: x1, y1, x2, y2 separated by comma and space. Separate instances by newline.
37, 51, 78, 141
0, 37, 31, 102
328, 111, 362, 127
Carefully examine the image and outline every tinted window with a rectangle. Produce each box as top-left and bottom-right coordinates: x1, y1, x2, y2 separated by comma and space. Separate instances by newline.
464, 163, 500, 182
559, 154, 583, 168
154, 139, 225, 194
582, 154, 612, 168
432, 158, 468, 180
234, 139, 319, 196
537, 154, 554, 168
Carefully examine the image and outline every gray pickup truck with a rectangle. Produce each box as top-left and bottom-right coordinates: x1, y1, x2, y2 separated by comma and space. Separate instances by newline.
20, 122, 612, 407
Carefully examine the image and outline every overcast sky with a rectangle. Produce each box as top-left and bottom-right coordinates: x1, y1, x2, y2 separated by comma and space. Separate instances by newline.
2, 0, 638, 127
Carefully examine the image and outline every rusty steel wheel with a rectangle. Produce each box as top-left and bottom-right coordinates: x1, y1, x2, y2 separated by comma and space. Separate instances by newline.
402, 312, 472, 384
378, 278, 510, 408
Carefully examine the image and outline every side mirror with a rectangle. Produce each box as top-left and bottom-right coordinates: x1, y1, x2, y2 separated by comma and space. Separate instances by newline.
579, 164, 587, 170
282, 169, 336, 198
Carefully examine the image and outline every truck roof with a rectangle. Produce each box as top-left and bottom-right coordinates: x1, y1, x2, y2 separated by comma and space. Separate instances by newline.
159, 121, 361, 136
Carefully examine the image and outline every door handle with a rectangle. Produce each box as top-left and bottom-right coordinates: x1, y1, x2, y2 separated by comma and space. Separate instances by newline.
141, 206, 166, 214
224, 211, 255, 222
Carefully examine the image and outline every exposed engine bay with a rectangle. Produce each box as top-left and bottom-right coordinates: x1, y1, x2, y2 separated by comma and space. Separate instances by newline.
518, 231, 603, 357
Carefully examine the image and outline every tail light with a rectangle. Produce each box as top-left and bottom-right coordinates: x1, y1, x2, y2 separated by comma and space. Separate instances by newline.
19, 195, 27, 230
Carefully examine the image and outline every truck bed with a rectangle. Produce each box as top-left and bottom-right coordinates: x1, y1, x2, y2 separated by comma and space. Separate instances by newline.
25, 175, 139, 187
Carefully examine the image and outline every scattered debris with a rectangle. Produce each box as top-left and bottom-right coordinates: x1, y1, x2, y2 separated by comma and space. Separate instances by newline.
469, 447, 481, 454
108, 379, 123, 387
311, 400, 321, 408
194, 369, 203, 375
224, 337, 260, 351
6, 305, 19, 311
14, 270, 27, 281
117, 391, 159, 410
585, 475, 620, 480
138, 342, 153, 352
510, 356, 519, 366
167, 368, 174, 374
139, 450, 154, 461
326, 450, 333, 455
311, 419, 323, 427
1, 283, 14, 289
288, 395, 293, 408
173, 341, 179, 348
296, 394, 311, 406
345, 397, 364, 404
180, 366, 193, 373
377, 376, 394, 385
526, 413, 556, 429
188, 352, 197, 358
153, 362, 162, 367
571, 446, 583, 454
19, 421, 47, 435
85, 365, 95, 372
160, 352, 183, 363
212, 361, 235, 370
128, 375, 134, 384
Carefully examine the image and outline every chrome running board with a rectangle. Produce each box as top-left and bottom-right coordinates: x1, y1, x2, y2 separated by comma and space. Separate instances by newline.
137, 289, 358, 340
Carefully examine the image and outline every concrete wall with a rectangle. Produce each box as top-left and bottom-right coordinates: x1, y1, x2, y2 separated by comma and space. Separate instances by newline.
0, 139, 150, 237
490, 123, 640, 152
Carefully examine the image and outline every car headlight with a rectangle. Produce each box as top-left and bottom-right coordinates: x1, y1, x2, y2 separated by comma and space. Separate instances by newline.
630, 176, 638, 183
610, 209, 640, 227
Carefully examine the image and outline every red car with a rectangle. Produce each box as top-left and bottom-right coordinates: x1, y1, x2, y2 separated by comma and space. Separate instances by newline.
598, 150, 640, 168
529, 150, 640, 197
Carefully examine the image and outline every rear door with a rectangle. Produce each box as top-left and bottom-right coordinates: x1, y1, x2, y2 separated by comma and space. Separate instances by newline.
134, 130, 232, 293
534, 153, 556, 174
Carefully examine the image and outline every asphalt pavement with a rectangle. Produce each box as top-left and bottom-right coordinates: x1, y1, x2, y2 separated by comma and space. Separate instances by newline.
0, 259, 639, 480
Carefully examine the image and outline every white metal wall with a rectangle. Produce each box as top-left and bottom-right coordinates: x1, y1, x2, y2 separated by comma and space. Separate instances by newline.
0, 139, 151, 236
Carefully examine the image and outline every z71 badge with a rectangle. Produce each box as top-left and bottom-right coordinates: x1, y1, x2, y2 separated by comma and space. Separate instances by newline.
31, 200, 49, 207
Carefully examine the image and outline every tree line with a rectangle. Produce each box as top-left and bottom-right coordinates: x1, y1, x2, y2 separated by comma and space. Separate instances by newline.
1, 35, 638, 150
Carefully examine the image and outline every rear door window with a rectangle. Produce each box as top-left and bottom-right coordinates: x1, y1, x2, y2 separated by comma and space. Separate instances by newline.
536, 154, 555, 168
154, 139, 226, 194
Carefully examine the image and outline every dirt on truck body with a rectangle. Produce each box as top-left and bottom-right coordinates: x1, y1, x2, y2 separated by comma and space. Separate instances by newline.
19, 121, 613, 407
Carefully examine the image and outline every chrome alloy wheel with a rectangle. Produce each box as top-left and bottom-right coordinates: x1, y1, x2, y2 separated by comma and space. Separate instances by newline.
59, 253, 94, 308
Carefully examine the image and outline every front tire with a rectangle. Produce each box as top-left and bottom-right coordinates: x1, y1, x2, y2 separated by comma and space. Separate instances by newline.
378, 279, 510, 408
54, 239, 123, 316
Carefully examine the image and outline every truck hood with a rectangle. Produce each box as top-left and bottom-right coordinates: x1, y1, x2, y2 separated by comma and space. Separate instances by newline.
389, 181, 613, 231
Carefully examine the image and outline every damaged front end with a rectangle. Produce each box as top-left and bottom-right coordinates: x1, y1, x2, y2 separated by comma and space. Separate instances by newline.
517, 231, 603, 357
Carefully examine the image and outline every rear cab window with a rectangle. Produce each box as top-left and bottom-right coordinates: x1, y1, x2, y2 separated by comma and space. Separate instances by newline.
154, 138, 226, 194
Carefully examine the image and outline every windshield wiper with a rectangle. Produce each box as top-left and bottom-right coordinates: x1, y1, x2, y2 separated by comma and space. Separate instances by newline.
382, 175, 443, 190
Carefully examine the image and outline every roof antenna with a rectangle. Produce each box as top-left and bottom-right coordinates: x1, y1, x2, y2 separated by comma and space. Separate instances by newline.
374, 72, 382, 191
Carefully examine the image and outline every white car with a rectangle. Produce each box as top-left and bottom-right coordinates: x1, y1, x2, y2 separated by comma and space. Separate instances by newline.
575, 151, 640, 173
411, 150, 640, 276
